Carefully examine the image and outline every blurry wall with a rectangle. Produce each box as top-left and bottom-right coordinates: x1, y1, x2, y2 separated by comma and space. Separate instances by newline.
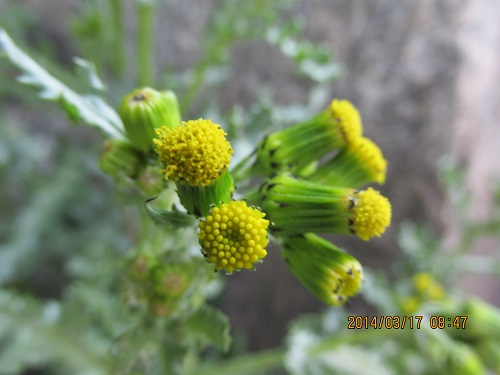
4, 0, 499, 351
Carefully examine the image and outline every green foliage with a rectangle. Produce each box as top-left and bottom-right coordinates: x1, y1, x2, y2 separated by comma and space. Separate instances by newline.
0, 290, 111, 374
175, 0, 340, 112
145, 194, 197, 229
185, 304, 232, 353
0, 29, 124, 139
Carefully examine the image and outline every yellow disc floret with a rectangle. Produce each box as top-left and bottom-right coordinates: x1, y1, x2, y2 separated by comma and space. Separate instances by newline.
350, 136, 387, 184
330, 99, 363, 143
154, 118, 233, 186
412, 273, 445, 300
198, 201, 270, 274
351, 187, 391, 241
333, 260, 364, 299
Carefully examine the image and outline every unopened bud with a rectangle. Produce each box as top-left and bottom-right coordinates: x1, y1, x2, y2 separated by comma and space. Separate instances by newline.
119, 87, 181, 153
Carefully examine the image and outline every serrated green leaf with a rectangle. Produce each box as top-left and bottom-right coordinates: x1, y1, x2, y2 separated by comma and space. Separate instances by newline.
186, 305, 231, 353
74, 57, 106, 93
145, 197, 196, 229
0, 29, 124, 139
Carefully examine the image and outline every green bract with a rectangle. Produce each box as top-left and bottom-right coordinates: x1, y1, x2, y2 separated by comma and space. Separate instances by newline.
282, 234, 363, 306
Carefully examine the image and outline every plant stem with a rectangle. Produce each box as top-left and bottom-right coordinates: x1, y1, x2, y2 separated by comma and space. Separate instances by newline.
186, 347, 286, 375
179, 35, 228, 113
189, 326, 415, 375
137, 1, 156, 86
109, 0, 125, 77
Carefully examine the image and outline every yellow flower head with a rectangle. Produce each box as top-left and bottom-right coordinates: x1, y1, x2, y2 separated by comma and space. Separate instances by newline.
351, 188, 392, 241
308, 136, 387, 188
154, 119, 233, 186
330, 99, 363, 143
350, 137, 387, 184
198, 201, 269, 274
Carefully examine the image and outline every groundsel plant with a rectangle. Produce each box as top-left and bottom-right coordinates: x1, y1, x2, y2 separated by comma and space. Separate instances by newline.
0, 27, 391, 309
0, 25, 393, 374
120, 88, 392, 295
2, 19, 500, 374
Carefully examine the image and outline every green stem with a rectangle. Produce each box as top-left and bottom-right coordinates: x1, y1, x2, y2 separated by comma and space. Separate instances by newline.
180, 36, 229, 112
137, 1, 156, 86
189, 326, 416, 375
109, 0, 125, 77
186, 347, 285, 375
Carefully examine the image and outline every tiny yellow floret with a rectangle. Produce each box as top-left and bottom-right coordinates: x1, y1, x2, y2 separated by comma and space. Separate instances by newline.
412, 273, 445, 300
350, 137, 387, 184
412, 273, 432, 292
401, 296, 420, 315
330, 99, 363, 143
154, 118, 233, 186
325, 260, 364, 305
351, 187, 391, 241
198, 201, 269, 274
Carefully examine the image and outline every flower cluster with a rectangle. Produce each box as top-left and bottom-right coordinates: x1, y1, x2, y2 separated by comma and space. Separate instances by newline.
126, 252, 195, 317
246, 98, 391, 305
400, 272, 445, 314
113, 88, 391, 306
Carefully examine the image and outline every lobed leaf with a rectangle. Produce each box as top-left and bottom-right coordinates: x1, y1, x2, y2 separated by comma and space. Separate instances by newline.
186, 304, 232, 353
0, 29, 124, 139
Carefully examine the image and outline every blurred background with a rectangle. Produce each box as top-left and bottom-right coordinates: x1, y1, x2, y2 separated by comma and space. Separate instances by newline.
1, 0, 499, 365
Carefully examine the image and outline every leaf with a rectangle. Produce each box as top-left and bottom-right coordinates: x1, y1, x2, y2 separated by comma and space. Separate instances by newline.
0, 290, 109, 375
185, 305, 232, 353
0, 29, 124, 139
73, 57, 106, 93
145, 197, 196, 229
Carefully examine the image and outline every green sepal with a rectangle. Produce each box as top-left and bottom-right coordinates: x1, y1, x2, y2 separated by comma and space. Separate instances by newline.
259, 174, 353, 235
176, 170, 234, 217
254, 110, 346, 176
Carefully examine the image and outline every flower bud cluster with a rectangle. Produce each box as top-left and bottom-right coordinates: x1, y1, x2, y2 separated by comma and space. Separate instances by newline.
126, 252, 194, 317
400, 272, 445, 314
111, 88, 391, 306
238, 99, 392, 305
112, 88, 271, 275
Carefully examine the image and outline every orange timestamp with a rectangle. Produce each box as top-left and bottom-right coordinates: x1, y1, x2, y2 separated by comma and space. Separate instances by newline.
347, 315, 468, 330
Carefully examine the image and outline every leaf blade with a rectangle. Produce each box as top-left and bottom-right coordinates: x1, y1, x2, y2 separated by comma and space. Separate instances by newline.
0, 29, 125, 139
